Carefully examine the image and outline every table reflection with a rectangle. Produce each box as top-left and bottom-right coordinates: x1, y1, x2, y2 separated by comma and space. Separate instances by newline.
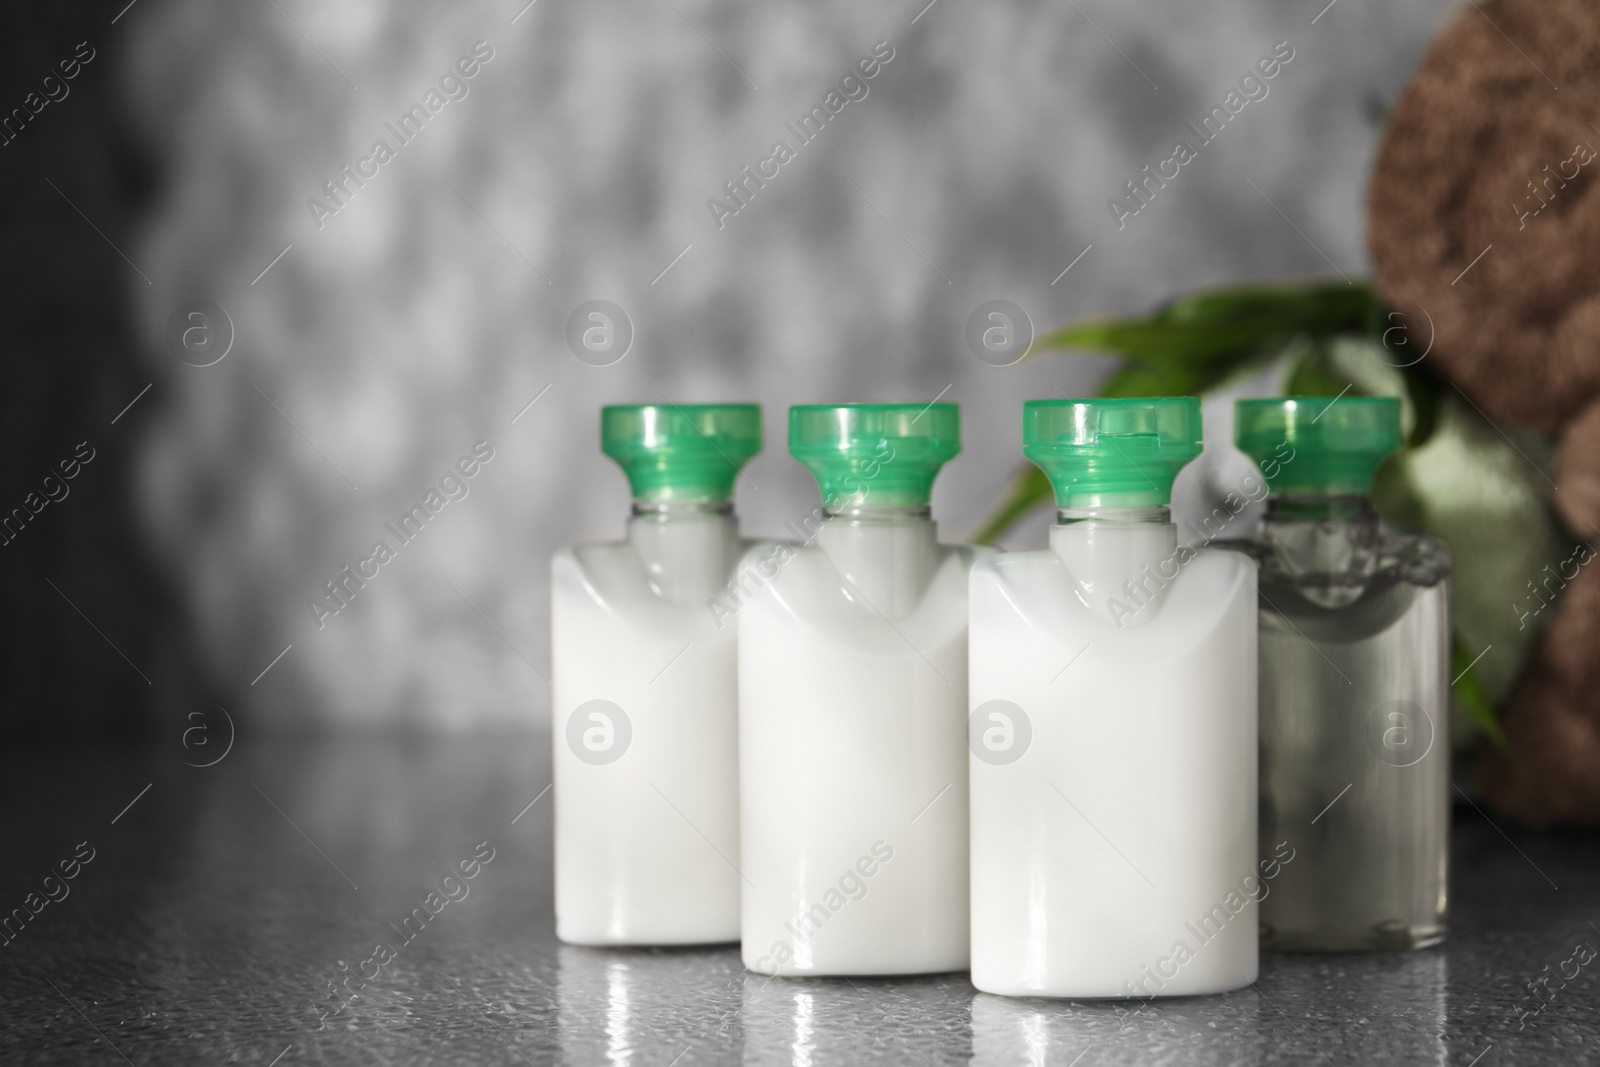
969, 949, 1446, 1067
557, 943, 743, 1065
740, 971, 972, 1066
1300, 949, 1448, 1065
970, 991, 1263, 1067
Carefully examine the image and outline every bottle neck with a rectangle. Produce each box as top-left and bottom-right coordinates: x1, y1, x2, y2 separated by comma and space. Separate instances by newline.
1263, 494, 1376, 525
626, 499, 739, 604
1055, 505, 1173, 527
1049, 506, 1180, 628
631, 499, 734, 521
815, 505, 937, 619
823, 504, 931, 523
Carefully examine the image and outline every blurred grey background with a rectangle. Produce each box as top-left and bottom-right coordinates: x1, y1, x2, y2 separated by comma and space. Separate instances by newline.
1, 0, 1458, 736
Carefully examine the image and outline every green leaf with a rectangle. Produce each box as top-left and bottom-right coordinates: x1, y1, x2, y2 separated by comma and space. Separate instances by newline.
1161, 282, 1382, 327
969, 463, 1051, 546
1452, 642, 1505, 747
971, 279, 1389, 543
1399, 363, 1442, 448
1282, 343, 1352, 397
1097, 361, 1207, 397
1032, 282, 1386, 374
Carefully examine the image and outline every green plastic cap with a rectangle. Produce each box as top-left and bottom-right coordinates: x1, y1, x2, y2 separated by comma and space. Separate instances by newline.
600, 404, 761, 502
789, 403, 960, 509
1235, 396, 1401, 497
1023, 397, 1203, 508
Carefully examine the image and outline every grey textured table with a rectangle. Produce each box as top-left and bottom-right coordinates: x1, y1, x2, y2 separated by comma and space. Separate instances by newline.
2, 736, 1595, 1065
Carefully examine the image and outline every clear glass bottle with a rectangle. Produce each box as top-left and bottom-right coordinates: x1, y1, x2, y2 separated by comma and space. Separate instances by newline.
738, 403, 976, 977
969, 398, 1259, 998
1232, 396, 1450, 953
550, 403, 761, 945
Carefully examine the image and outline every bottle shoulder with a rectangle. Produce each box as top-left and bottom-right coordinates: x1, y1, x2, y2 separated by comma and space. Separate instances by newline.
552, 539, 630, 588
1231, 521, 1450, 585
1383, 528, 1451, 586
737, 538, 799, 567
559, 534, 761, 567
553, 536, 754, 618
740, 537, 976, 574
554, 536, 624, 562
735, 538, 974, 638
969, 544, 1256, 647
971, 543, 1255, 579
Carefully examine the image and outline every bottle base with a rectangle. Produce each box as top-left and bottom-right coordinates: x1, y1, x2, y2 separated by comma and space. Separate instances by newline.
558, 927, 741, 949
1262, 920, 1447, 954
744, 955, 970, 979
971, 968, 1257, 1000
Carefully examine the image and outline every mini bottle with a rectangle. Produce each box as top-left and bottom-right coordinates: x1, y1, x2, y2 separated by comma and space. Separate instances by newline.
969, 397, 1259, 999
1232, 396, 1449, 952
738, 403, 977, 976
551, 403, 760, 945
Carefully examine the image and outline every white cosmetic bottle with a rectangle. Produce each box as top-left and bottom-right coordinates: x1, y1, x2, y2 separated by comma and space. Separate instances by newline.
738, 403, 977, 976
551, 403, 761, 945
969, 397, 1259, 998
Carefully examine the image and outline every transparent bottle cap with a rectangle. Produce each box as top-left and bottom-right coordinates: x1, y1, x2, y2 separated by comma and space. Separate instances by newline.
1022, 397, 1202, 508
600, 404, 761, 502
1235, 396, 1401, 497
789, 403, 960, 509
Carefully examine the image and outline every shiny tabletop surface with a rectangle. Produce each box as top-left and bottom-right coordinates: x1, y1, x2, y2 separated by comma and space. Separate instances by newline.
2, 735, 1594, 1065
